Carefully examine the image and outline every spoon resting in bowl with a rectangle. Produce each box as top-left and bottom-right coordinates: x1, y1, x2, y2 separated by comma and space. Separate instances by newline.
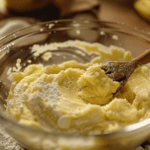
101, 49, 150, 97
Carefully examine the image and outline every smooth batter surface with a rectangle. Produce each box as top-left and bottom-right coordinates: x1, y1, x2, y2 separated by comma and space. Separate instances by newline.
6, 40, 150, 134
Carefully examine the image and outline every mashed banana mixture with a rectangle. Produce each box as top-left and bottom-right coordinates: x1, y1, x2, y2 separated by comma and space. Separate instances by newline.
6, 40, 150, 134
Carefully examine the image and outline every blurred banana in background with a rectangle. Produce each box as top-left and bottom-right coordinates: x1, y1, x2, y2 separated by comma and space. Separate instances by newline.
134, 0, 150, 21
0, 0, 50, 12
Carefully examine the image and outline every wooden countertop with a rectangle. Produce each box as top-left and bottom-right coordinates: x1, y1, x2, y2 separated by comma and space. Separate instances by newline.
99, 0, 150, 31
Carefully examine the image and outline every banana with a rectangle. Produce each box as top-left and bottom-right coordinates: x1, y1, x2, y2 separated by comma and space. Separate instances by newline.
0, 0, 50, 12
134, 0, 150, 21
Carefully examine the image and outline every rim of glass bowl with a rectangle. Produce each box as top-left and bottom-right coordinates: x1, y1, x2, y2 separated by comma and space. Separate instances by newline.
0, 19, 150, 138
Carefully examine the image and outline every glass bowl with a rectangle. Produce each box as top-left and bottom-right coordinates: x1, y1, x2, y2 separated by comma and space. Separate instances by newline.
0, 20, 150, 150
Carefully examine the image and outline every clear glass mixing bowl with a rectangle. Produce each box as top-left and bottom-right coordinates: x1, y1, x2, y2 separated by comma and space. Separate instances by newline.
0, 20, 150, 150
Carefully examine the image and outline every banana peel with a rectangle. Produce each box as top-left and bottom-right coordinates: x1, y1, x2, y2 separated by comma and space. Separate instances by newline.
134, 0, 150, 21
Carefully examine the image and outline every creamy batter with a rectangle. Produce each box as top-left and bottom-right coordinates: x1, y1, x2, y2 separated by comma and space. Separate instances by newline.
6, 40, 150, 134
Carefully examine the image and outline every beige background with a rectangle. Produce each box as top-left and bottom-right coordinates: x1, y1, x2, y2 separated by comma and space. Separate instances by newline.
99, 0, 150, 31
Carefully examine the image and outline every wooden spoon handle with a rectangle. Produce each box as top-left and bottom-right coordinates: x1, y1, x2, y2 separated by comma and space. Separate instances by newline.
136, 49, 150, 66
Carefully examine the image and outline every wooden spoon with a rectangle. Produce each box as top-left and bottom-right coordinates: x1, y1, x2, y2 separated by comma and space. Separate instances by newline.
101, 49, 150, 97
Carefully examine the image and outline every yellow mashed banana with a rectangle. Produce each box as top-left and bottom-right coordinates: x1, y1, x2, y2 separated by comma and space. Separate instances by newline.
6, 40, 150, 134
